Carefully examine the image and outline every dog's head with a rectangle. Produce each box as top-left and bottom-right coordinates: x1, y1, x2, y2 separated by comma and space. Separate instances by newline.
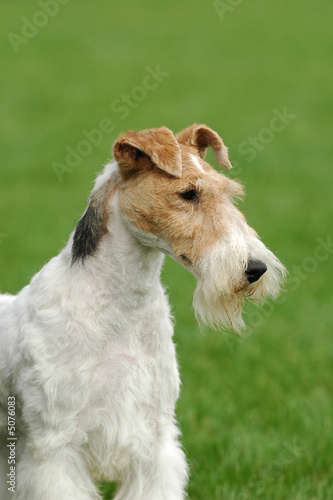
72, 125, 286, 331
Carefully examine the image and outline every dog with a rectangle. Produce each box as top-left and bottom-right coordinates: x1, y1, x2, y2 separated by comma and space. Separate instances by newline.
0, 124, 285, 499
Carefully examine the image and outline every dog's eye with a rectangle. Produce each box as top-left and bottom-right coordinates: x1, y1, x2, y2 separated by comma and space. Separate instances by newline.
179, 189, 199, 203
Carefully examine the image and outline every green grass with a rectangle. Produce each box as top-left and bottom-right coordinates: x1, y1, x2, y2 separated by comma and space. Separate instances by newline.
1, 1, 333, 498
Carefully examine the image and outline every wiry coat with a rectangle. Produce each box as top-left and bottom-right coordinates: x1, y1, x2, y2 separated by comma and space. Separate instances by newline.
0, 125, 285, 500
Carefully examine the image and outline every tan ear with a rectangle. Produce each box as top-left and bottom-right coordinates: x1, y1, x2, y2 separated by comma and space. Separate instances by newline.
113, 126, 182, 179
176, 124, 232, 169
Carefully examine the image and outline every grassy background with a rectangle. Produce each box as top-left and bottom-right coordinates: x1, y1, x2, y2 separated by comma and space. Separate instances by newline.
1, 1, 332, 498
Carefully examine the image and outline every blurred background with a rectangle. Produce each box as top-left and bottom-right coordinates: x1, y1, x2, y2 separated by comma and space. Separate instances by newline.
1, 1, 332, 498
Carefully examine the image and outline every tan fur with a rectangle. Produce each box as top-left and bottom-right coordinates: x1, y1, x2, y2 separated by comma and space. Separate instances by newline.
113, 126, 182, 179
176, 123, 232, 169
115, 129, 242, 270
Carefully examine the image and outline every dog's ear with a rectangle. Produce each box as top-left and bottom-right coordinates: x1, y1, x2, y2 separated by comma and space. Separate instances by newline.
176, 124, 232, 169
113, 127, 182, 179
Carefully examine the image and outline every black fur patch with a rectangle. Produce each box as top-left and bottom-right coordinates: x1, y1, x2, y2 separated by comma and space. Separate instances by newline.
71, 201, 106, 264
180, 253, 192, 265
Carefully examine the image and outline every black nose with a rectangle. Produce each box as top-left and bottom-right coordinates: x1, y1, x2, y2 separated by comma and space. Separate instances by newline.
245, 259, 267, 283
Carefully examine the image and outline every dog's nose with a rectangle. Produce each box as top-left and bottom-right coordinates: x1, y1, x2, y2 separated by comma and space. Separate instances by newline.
245, 259, 267, 283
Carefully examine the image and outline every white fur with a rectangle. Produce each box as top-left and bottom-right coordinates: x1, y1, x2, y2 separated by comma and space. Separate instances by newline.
189, 153, 205, 173
193, 203, 285, 331
0, 157, 285, 499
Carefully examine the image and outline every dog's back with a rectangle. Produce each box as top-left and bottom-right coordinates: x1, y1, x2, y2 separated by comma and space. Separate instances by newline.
0, 293, 15, 311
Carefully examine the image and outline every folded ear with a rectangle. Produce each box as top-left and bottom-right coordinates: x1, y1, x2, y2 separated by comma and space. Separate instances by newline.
113, 126, 182, 179
176, 124, 232, 169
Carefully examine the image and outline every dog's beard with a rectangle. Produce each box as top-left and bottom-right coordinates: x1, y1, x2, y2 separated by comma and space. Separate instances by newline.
193, 232, 286, 332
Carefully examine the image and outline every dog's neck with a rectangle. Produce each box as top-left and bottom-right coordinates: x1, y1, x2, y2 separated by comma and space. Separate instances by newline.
68, 202, 165, 310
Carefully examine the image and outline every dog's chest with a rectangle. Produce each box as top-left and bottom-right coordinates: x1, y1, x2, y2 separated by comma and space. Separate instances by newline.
90, 313, 179, 409
82, 306, 180, 478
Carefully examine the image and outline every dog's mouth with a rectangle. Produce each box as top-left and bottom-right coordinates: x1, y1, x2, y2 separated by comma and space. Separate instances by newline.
233, 278, 264, 299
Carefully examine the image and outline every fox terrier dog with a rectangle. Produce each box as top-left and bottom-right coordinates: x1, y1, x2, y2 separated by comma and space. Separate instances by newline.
0, 124, 285, 500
